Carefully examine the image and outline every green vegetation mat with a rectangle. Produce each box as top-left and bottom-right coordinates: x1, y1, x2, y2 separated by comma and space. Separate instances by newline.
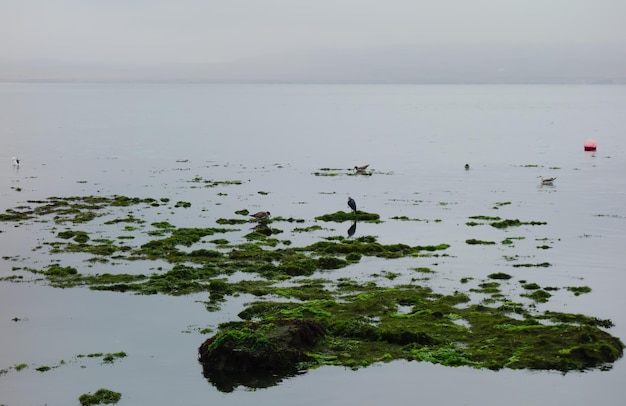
1, 194, 622, 392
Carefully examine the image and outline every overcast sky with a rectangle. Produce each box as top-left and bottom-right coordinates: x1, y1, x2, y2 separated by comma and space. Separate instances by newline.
2, 0, 625, 65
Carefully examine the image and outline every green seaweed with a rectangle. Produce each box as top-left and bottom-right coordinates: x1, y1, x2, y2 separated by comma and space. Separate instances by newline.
567, 286, 592, 296
216, 218, 249, 225
502, 236, 525, 245
102, 352, 127, 364
315, 211, 381, 223
490, 219, 547, 229
466, 239, 496, 245
513, 262, 551, 268
488, 272, 512, 280
1, 193, 623, 391
522, 289, 552, 303
0, 210, 32, 221
293, 225, 324, 232
78, 388, 121, 405
189, 177, 243, 187
201, 285, 623, 389
471, 282, 501, 294
469, 215, 501, 221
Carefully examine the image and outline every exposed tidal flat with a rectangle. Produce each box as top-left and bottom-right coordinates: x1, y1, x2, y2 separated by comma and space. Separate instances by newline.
1, 83, 626, 405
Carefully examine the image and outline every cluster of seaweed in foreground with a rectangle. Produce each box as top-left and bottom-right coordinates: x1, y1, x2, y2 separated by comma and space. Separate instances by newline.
199, 286, 622, 391
0, 195, 623, 392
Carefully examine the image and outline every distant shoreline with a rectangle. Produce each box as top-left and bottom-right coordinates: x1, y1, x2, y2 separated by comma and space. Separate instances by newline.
1, 79, 624, 85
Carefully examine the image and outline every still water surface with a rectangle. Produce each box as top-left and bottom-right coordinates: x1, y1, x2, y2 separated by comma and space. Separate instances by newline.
1, 83, 626, 405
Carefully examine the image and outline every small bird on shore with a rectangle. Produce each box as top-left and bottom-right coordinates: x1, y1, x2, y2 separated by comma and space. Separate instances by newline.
12, 157, 20, 167
354, 164, 369, 173
347, 197, 356, 213
464, 163, 470, 170
250, 211, 271, 220
538, 176, 557, 185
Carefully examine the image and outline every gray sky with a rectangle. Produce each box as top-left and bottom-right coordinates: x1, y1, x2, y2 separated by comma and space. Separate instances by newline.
2, 0, 625, 65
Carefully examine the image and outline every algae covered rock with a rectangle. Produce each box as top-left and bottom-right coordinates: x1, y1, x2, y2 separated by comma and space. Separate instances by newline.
78, 388, 121, 405
315, 210, 380, 223
198, 319, 325, 392
199, 286, 625, 392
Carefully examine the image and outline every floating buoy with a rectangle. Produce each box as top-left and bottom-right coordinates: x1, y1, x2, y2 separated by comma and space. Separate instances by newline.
584, 139, 597, 151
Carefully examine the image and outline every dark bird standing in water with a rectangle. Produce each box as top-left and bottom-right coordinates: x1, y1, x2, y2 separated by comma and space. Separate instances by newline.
347, 197, 356, 213
250, 211, 271, 220
464, 163, 470, 170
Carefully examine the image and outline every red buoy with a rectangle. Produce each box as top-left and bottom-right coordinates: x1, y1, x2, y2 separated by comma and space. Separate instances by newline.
584, 139, 597, 151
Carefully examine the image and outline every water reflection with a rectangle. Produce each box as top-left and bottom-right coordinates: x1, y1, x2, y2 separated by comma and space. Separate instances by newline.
253, 224, 273, 236
200, 367, 304, 393
538, 182, 556, 191
347, 220, 357, 237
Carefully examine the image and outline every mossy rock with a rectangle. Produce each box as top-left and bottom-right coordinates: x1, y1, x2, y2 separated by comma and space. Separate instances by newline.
315, 211, 380, 223
198, 319, 325, 392
488, 272, 512, 280
78, 388, 121, 405
202, 286, 624, 391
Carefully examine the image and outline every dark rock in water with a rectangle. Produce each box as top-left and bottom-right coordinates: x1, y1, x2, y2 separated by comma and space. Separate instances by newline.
198, 319, 325, 392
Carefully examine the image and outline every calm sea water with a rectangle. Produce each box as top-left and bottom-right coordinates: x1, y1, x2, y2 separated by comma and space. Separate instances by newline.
1, 83, 626, 405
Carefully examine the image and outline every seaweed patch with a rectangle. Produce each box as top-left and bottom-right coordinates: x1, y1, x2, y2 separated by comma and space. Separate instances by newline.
0, 194, 623, 393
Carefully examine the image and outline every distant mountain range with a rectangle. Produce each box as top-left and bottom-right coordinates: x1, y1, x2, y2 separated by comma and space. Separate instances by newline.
1, 44, 625, 84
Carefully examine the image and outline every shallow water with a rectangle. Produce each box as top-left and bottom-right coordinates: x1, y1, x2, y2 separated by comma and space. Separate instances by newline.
1, 83, 626, 405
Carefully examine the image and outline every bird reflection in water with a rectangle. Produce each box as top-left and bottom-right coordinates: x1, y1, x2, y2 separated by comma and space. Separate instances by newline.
253, 224, 273, 236
347, 220, 357, 237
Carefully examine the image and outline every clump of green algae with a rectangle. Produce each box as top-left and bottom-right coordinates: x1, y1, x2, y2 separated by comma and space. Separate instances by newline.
467, 215, 547, 229
78, 388, 121, 405
315, 210, 380, 223
203, 285, 622, 380
1, 194, 623, 390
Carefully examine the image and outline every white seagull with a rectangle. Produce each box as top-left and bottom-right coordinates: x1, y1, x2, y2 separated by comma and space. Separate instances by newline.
354, 164, 369, 173
538, 176, 557, 185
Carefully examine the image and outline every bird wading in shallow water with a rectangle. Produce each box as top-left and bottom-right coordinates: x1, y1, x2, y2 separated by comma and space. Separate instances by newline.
354, 164, 369, 173
347, 197, 356, 213
12, 157, 20, 167
464, 163, 470, 170
250, 211, 271, 220
538, 176, 557, 185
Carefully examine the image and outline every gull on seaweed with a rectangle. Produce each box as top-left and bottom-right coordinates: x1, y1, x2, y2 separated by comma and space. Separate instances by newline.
354, 164, 369, 173
538, 176, 557, 185
250, 211, 271, 220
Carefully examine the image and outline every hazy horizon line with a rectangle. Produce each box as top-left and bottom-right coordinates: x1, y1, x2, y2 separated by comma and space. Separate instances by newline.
2, 43, 625, 85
